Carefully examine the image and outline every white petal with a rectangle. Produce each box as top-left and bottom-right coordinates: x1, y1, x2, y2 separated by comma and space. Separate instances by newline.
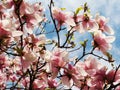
12, 31, 23, 37
106, 36, 115, 43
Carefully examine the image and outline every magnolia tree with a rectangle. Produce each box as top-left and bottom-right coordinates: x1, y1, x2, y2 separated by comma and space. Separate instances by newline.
0, 0, 119, 90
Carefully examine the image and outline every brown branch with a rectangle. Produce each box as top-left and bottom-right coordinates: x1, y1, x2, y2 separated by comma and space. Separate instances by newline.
48, 0, 60, 47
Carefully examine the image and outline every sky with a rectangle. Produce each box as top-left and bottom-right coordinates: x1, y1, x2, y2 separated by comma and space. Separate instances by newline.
27, 0, 120, 65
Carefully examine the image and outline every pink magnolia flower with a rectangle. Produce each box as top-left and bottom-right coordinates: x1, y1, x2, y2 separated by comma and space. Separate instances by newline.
0, 19, 23, 48
2, 0, 13, 9
51, 56, 66, 78
116, 86, 120, 90
51, 56, 66, 67
52, 7, 75, 29
89, 81, 104, 90
106, 69, 120, 85
92, 30, 115, 53
0, 20, 14, 51
61, 64, 78, 87
24, 34, 46, 56
74, 13, 98, 32
19, 1, 44, 33
41, 50, 52, 62
95, 13, 114, 35
0, 20, 11, 40
9, 57, 22, 73
9, 74, 18, 82
52, 48, 69, 62
80, 56, 104, 76
21, 77, 30, 88
50, 48, 69, 78
89, 67, 107, 90
4, 0, 45, 34
24, 34, 46, 47
0, 54, 7, 70
48, 78, 58, 88
75, 56, 107, 89
33, 79, 47, 89
33, 77, 57, 89
30, 74, 52, 89
0, 70, 6, 89
21, 46, 37, 69
0, 3, 6, 19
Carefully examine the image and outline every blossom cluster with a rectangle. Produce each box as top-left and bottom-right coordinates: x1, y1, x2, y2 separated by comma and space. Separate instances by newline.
0, 0, 118, 90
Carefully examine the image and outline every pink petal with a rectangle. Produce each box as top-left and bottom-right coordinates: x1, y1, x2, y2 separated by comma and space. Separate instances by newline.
61, 76, 70, 86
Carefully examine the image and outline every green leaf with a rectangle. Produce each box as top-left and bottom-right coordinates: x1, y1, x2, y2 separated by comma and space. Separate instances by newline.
75, 6, 83, 15
71, 35, 75, 40
61, 8, 66, 11
80, 41, 84, 46
79, 39, 88, 47
84, 2, 91, 13
87, 8, 91, 13
84, 2, 87, 8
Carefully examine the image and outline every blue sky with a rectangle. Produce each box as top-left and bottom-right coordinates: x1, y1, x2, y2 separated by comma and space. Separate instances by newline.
28, 0, 120, 65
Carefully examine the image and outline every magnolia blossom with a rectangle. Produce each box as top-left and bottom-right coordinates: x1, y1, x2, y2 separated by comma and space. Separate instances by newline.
19, 1, 45, 33
0, 19, 22, 52
33, 78, 57, 89
21, 46, 37, 69
33, 79, 47, 89
116, 86, 120, 90
106, 69, 120, 85
2, 0, 13, 9
71, 13, 99, 33
74, 57, 120, 90
61, 64, 79, 87
3, 0, 45, 34
51, 56, 67, 78
0, 3, 5, 19
52, 7, 75, 29
52, 48, 69, 62
95, 13, 114, 35
9, 74, 18, 82
0, 71, 6, 89
80, 13, 98, 31
42, 50, 52, 62
48, 78, 58, 88
74, 56, 107, 88
24, 34, 46, 47
0, 20, 11, 49
24, 34, 46, 57
33, 72, 57, 89
9, 57, 21, 73
89, 67, 107, 90
0, 54, 7, 70
92, 30, 115, 53
0, 19, 23, 37
76, 56, 104, 76
50, 48, 69, 78
21, 77, 30, 88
